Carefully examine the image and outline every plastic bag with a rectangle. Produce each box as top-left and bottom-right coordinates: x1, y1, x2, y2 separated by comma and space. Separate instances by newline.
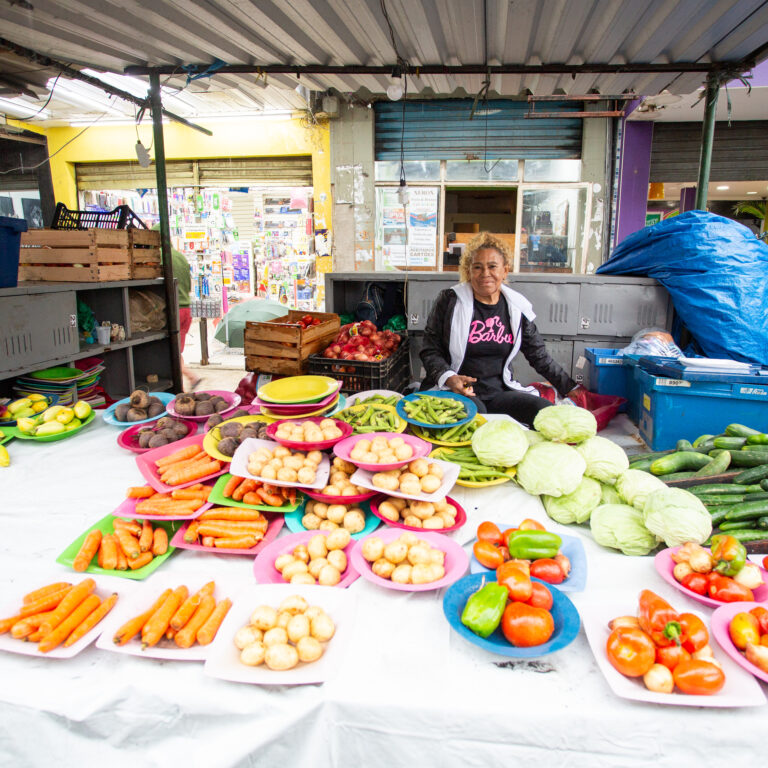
618, 328, 683, 358
129, 289, 166, 333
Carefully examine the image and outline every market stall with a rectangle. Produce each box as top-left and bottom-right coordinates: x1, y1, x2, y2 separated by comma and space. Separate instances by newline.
1, 383, 767, 765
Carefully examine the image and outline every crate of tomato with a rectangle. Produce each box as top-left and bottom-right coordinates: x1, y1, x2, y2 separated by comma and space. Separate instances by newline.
244, 310, 340, 376
307, 319, 409, 394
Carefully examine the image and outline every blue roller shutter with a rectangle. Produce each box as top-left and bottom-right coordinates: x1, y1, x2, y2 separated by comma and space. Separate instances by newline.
374, 99, 582, 160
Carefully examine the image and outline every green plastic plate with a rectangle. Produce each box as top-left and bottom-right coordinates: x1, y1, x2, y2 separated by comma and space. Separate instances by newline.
28, 366, 83, 381
5, 411, 95, 442
56, 514, 180, 580
208, 473, 303, 513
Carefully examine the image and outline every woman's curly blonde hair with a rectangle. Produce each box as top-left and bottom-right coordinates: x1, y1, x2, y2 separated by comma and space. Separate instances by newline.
459, 232, 513, 282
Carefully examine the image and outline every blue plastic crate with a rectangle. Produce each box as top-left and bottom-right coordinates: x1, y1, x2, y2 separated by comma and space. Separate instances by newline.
585, 348, 628, 412
0, 216, 27, 288
636, 368, 768, 450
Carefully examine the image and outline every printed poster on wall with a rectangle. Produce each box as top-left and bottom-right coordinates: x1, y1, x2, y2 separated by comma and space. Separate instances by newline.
376, 186, 438, 269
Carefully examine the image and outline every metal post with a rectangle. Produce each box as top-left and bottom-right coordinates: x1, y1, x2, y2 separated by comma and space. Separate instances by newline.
149, 70, 183, 393
695, 72, 720, 211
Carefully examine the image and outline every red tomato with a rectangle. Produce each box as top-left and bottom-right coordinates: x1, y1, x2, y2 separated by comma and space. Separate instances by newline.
529, 558, 565, 584
497, 546, 510, 562
750, 606, 768, 635
681, 572, 709, 595
525, 581, 553, 611
679, 613, 709, 654
472, 540, 504, 570
672, 659, 725, 695
708, 573, 754, 602
496, 561, 533, 602
655, 643, 691, 671
605, 626, 656, 677
476, 521, 503, 547
500, 602, 554, 647
518, 518, 546, 531
554, 553, 571, 578
763, 555, 768, 571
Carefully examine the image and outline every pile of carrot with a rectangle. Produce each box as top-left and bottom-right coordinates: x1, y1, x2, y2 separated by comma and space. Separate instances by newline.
126, 483, 211, 516
112, 580, 231, 649
184, 507, 269, 549
0, 578, 118, 653
73, 518, 170, 573
153, 444, 223, 487
221, 475, 296, 507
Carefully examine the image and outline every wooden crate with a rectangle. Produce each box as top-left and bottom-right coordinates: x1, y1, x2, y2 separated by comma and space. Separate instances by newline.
18, 229, 161, 282
244, 310, 340, 375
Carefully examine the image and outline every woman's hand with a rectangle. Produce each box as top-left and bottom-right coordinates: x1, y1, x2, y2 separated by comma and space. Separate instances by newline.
445, 375, 477, 397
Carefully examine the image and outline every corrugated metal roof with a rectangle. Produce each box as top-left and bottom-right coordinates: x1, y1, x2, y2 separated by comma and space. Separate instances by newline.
0, 0, 767, 123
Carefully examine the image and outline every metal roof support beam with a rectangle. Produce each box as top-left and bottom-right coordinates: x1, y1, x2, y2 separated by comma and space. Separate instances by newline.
695, 72, 720, 211
0, 37, 212, 136
149, 69, 182, 394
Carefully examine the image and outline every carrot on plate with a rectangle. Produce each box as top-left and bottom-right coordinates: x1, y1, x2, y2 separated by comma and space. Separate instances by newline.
158, 452, 207, 479
101, 534, 119, 571
115, 543, 128, 571
22, 582, 72, 605
152, 527, 168, 556
19, 585, 72, 617
155, 444, 201, 467
113, 589, 172, 645
114, 518, 142, 536
38, 594, 101, 653
196, 598, 232, 645
231, 478, 256, 502
198, 581, 216, 598
170, 592, 201, 631
184, 521, 200, 544
126, 486, 155, 498
142, 585, 188, 648
199, 507, 262, 522
63, 593, 118, 648
114, 525, 141, 560
139, 519, 153, 552
127, 552, 154, 570
73, 529, 103, 572
213, 536, 258, 549
171, 486, 210, 501
135, 499, 202, 515
202, 536, 215, 547
11, 610, 55, 639
221, 475, 242, 498
174, 595, 216, 649
164, 460, 222, 487
256, 487, 284, 506
39, 578, 96, 637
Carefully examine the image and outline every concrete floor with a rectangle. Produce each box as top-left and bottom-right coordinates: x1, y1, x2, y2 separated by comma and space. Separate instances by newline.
182, 318, 248, 392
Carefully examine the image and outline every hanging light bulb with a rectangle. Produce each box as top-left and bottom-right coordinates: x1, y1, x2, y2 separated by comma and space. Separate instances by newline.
387, 83, 403, 100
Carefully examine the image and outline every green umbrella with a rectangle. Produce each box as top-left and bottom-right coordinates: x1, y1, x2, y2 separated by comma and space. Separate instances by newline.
213, 298, 288, 347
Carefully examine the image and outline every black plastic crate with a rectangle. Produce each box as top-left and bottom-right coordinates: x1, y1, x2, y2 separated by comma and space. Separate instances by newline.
308, 338, 410, 394
51, 203, 148, 230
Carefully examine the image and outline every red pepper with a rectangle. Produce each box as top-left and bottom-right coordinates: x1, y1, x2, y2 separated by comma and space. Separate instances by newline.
707, 573, 755, 603
679, 613, 709, 653
681, 572, 709, 596
637, 589, 684, 647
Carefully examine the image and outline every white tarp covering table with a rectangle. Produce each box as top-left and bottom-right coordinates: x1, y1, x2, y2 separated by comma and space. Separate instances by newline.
0, 415, 766, 766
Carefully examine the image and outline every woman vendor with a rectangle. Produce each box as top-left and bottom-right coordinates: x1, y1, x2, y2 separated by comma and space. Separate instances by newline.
420, 232, 586, 426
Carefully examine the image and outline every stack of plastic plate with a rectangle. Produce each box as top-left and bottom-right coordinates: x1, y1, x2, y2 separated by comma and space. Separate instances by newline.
253, 375, 346, 420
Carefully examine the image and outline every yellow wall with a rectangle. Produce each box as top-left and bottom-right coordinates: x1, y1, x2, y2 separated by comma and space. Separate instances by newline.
39, 114, 332, 233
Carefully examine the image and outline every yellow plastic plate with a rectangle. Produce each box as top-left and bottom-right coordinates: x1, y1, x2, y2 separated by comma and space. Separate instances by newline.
410, 414, 487, 447
259, 394, 340, 420
258, 376, 339, 404
203, 414, 276, 462
428, 446, 517, 488
334, 403, 407, 434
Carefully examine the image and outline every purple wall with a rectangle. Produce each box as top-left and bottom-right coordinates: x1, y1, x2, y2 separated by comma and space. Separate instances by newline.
614, 121, 653, 246
680, 187, 696, 213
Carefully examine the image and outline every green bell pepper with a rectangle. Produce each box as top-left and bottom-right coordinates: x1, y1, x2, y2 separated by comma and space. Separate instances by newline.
711, 533, 747, 577
506, 529, 562, 560
460, 581, 508, 638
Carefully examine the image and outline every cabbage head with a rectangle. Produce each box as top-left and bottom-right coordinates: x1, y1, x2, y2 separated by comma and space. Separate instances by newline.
516, 441, 586, 497
615, 469, 667, 512
600, 483, 624, 506
471, 420, 529, 467
642, 488, 712, 547
575, 436, 629, 485
590, 504, 659, 556
542, 476, 602, 525
526, 429, 546, 447
533, 405, 597, 444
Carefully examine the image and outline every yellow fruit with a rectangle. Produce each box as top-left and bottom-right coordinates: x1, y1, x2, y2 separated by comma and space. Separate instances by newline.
14, 408, 36, 419
31, 401, 48, 413
0, 445, 9, 467
42, 405, 65, 422
8, 398, 32, 414
63, 418, 82, 432
16, 417, 39, 434
27, 394, 47, 402
55, 408, 75, 425
73, 400, 92, 420
34, 421, 65, 436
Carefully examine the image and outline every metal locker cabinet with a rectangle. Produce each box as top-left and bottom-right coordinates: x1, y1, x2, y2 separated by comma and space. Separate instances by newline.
0, 290, 79, 377
510, 280, 580, 335
406, 275, 455, 331
577, 282, 671, 337
510, 339, 574, 387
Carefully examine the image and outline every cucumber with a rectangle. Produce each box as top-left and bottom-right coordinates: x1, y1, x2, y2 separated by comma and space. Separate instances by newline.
693, 450, 731, 476
708, 505, 736, 527
734, 464, 768, 484
688, 484, 760, 495
746, 433, 768, 445
695, 494, 746, 505
694, 438, 718, 453
650, 451, 713, 476
676, 439, 695, 452
740, 444, 768, 451
628, 457, 654, 472
757, 516, 768, 530
660, 471, 700, 482
731, 491, 768, 502
725, 423, 763, 437
693, 434, 715, 448
713, 436, 747, 450
718, 520, 753, 531
724, 499, 768, 522
707, 529, 768, 544
726, 450, 768, 467
761, 479, 768, 492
